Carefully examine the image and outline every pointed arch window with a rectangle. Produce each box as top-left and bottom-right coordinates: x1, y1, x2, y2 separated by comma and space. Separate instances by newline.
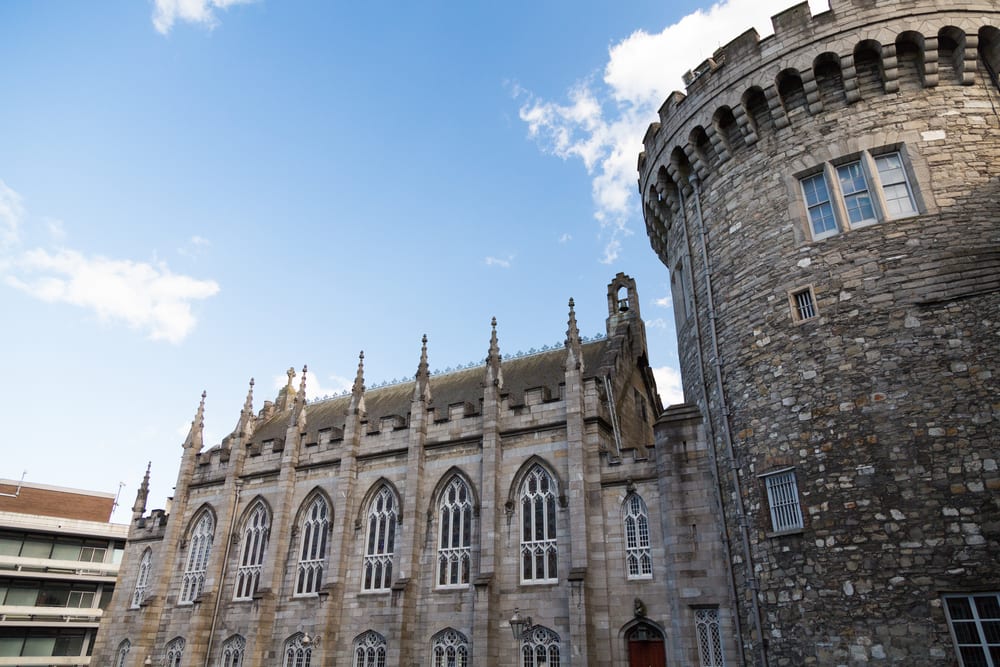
521, 626, 560, 667
624, 494, 653, 580
437, 477, 473, 588
295, 495, 330, 596
353, 630, 387, 667
283, 633, 312, 667
131, 548, 152, 608
519, 465, 558, 584
180, 512, 214, 603
362, 486, 398, 591
432, 628, 469, 667
234, 501, 270, 600
114, 639, 130, 667
165, 637, 185, 667
221, 634, 246, 667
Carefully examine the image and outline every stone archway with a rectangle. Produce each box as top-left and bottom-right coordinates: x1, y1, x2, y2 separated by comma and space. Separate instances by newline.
625, 621, 666, 667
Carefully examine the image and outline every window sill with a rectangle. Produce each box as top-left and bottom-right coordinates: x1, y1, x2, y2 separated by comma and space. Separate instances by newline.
519, 579, 559, 587
765, 528, 804, 539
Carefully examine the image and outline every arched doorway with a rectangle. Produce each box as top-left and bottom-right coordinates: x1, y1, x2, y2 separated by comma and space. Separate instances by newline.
625, 621, 666, 667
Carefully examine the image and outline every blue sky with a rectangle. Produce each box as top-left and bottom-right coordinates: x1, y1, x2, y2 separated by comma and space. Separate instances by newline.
0, 0, 826, 520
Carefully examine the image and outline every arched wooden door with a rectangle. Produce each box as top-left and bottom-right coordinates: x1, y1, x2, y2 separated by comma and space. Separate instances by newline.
626, 622, 666, 667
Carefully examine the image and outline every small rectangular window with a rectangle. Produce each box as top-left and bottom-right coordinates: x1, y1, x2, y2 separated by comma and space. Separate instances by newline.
801, 173, 837, 238
874, 153, 917, 217
943, 593, 1000, 667
789, 287, 818, 323
762, 469, 804, 533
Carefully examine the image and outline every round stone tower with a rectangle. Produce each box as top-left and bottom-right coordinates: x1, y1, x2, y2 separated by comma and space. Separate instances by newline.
640, 1, 1000, 665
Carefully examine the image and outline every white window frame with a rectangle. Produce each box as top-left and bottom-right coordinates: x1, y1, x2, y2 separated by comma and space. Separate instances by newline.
234, 501, 270, 601
131, 548, 152, 609
799, 149, 918, 240
164, 637, 184, 667
521, 625, 560, 667
624, 494, 653, 580
943, 592, 1000, 667
221, 634, 246, 667
115, 639, 130, 667
362, 486, 398, 592
431, 628, 469, 667
353, 630, 387, 667
283, 633, 312, 667
180, 512, 214, 604
295, 495, 330, 596
761, 468, 804, 533
519, 465, 558, 584
437, 477, 473, 588
695, 607, 726, 667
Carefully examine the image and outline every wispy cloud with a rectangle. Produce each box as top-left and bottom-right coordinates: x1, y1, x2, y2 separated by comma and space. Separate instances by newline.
652, 365, 684, 406
654, 295, 671, 308
515, 0, 830, 263
645, 317, 670, 330
152, 0, 255, 35
178, 235, 211, 258
44, 218, 67, 243
485, 255, 513, 269
558, 233, 572, 244
0, 180, 24, 250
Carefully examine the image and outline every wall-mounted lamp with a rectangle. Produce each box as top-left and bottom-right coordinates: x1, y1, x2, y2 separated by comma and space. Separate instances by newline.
509, 608, 533, 641
302, 633, 312, 647
144, 657, 152, 666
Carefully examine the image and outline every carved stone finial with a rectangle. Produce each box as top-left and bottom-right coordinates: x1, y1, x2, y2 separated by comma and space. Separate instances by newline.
485, 316, 503, 388
565, 297, 583, 372
352, 351, 366, 395
286, 367, 296, 388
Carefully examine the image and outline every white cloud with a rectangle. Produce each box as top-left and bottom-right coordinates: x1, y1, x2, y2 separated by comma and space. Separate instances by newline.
485, 255, 513, 269
517, 0, 830, 261
0, 180, 24, 250
5, 248, 220, 343
652, 365, 685, 406
654, 295, 671, 308
271, 370, 353, 402
645, 317, 670, 330
152, 0, 255, 35
178, 235, 211, 258
44, 218, 67, 243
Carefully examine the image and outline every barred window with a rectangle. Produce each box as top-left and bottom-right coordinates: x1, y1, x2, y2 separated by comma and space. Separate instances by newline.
624, 494, 652, 580
131, 548, 152, 608
363, 486, 398, 591
520, 465, 558, 584
762, 469, 804, 533
295, 495, 330, 596
180, 512, 214, 603
437, 477, 473, 588
283, 633, 312, 667
115, 639, 130, 667
353, 630, 387, 667
695, 608, 726, 667
943, 592, 1000, 667
789, 287, 818, 323
521, 625, 560, 667
431, 628, 469, 667
221, 634, 245, 667
165, 637, 184, 667
234, 501, 270, 600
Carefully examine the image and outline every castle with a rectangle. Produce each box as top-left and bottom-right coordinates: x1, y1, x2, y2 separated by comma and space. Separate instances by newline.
639, 0, 1000, 665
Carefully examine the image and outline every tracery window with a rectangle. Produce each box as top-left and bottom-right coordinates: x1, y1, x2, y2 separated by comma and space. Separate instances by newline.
431, 628, 469, 667
221, 634, 246, 667
164, 637, 185, 667
437, 477, 472, 588
131, 548, 152, 608
283, 633, 312, 667
115, 639, 130, 667
362, 485, 398, 591
353, 630, 387, 667
519, 465, 558, 583
180, 511, 214, 603
234, 501, 270, 600
695, 608, 726, 667
624, 494, 652, 580
295, 495, 330, 596
521, 625, 560, 667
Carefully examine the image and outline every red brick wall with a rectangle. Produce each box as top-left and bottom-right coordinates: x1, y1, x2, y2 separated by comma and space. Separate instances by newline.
0, 483, 114, 522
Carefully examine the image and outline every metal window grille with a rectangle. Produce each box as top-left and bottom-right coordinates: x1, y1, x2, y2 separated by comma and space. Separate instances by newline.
221, 635, 246, 667
296, 496, 330, 595
437, 478, 473, 587
520, 466, 558, 583
764, 470, 804, 532
165, 637, 185, 667
180, 513, 214, 603
695, 608, 726, 667
363, 487, 398, 591
432, 629, 469, 667
353, 631, 387, 667
624, 494, 652, 580
793, 289, 817, 321
131, 549, 152, 608
234, 502, 270, 600
283, 633, 312, 667
944, 593, 1000, 667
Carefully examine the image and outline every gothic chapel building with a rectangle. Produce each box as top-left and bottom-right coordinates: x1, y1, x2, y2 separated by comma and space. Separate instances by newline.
93, 274, 734, 666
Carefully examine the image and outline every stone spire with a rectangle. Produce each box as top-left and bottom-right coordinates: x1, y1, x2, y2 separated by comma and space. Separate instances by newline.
236, 378, 255, 438
291, 365, 308, 429
182, 391, 206, 450
275, 367, 296, 412
484, 316, 503, 388
565, 297, 584, 372
131, 462, 151, 518
349, 351, 366, 415
413, 334, 432, 403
